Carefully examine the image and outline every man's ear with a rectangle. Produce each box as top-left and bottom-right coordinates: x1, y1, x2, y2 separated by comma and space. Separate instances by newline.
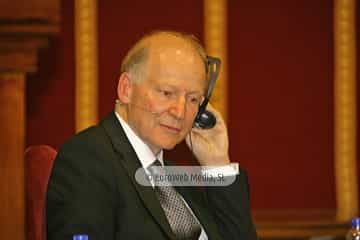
117, 72, 132, 104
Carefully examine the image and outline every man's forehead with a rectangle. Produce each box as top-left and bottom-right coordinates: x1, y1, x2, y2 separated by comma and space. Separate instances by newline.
145, 69, 208, 95
147, 43, 205, 71
147, 51, 206, 81
140, 34, 207, 89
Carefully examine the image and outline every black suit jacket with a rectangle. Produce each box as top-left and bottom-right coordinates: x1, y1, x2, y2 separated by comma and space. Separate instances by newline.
46, 112, 257, 240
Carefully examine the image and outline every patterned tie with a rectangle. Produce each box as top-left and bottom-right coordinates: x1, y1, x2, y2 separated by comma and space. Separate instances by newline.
148, 160, 201, 239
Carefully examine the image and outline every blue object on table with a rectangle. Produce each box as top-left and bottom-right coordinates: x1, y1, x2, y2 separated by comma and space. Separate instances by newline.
73, 234, 88, 240
346, 217, 360, 240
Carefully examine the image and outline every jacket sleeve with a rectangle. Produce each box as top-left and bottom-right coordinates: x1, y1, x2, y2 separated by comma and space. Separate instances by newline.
205, 169, 258, 240
46, 141, 118, 240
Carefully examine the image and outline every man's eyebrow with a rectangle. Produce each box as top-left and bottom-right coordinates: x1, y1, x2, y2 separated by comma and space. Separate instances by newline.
187, 91, 203, 95
156, 83, 204, 94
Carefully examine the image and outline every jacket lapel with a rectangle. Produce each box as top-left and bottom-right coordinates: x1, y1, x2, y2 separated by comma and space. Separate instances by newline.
100, 113, 176, 240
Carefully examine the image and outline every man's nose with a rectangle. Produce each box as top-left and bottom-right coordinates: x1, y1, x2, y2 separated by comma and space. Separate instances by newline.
169, 96, 186, 120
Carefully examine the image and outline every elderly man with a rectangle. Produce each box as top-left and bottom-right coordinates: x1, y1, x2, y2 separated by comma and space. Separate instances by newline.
46, 31, 257, 240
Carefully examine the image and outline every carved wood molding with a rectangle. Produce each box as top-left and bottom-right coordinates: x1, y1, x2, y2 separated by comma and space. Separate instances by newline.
0, 0, 59, 22
0, 0, 60, 73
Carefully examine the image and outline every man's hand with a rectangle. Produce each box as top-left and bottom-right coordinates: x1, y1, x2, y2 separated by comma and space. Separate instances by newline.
186, 104, 230, 166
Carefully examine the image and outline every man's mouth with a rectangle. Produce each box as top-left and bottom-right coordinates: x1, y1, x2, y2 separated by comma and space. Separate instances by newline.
160, 124, 181, 133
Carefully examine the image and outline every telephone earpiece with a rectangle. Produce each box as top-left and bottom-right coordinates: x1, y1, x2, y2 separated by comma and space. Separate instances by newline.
193, 109, 216, 129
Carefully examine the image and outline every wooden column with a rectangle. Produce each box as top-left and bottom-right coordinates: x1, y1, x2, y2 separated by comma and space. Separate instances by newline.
75, 0, 99, 132
334, 0, 358, 221
204, 0, 228, 120
0, 73, 25, 240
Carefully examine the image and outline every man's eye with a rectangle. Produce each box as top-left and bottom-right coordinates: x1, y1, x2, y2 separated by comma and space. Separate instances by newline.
161, 90, 173, 97
189, 96, 201, 105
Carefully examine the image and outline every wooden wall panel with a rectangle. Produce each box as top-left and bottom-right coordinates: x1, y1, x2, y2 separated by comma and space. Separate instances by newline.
228, 0, 335, 209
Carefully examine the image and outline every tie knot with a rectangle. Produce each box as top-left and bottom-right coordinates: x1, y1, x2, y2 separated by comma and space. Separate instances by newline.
147, 159, 165, 181
152, 159, 162, 167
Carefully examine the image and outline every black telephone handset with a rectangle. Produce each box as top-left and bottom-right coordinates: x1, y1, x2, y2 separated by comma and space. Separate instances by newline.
193, 56, 221, 129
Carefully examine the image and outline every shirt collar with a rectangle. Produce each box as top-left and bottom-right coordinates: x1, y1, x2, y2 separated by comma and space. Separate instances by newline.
114, 111, 163, 168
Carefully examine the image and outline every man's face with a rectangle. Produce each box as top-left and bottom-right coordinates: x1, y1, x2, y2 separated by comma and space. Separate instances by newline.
125, 42, 206, 153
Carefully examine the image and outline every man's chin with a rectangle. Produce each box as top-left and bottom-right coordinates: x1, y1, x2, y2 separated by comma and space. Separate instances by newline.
159, 138, 183, 150
153, 136, 185, 151
161, 143, 177, 150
